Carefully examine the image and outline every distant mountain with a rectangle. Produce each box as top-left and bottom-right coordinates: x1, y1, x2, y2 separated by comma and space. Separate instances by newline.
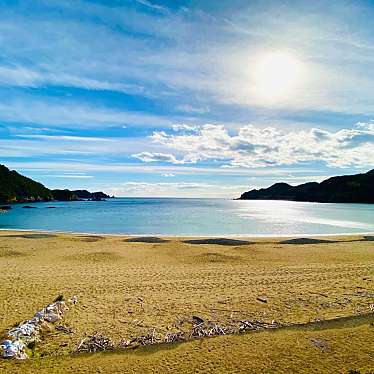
0, 164, 113, 203
0, 164, 53, 203
238, 169, 374, 203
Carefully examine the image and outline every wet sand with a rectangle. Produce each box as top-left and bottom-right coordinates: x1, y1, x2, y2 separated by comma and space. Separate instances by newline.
0, 231, 373, 373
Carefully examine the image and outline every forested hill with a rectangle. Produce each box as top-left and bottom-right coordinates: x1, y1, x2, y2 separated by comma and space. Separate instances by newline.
0, 164, 111, 203
238, 169, 374, 203
0, 164, 53, 203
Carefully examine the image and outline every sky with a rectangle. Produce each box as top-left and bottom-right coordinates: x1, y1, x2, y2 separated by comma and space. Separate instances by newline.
1, 0, 374, 197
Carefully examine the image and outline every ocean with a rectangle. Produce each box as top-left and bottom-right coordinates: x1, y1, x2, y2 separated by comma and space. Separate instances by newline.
1, 198, 373, 236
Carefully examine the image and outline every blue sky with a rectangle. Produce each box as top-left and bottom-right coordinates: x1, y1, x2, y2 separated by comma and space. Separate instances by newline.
1, 0, 373, 197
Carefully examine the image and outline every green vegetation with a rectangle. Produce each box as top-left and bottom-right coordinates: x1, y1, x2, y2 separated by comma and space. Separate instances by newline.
239, 169, 374, 203
0, 164, 52, 203
0, 164, 111, 203
51, 189, 78, 201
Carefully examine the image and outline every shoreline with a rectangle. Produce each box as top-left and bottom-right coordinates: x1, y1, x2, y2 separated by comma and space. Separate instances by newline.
1, 228, 374, 239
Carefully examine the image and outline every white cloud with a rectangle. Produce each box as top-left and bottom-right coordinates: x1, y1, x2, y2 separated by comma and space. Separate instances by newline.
149, 122, 374, 168
132, 152, 186, 164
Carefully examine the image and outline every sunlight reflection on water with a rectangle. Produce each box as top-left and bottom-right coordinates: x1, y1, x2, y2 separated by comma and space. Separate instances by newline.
0, 199, 373, 236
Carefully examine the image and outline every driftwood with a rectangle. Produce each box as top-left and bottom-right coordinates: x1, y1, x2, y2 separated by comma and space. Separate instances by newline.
55, 325, 74, 334
75, 316, 283, 353
77, 333, 115, 353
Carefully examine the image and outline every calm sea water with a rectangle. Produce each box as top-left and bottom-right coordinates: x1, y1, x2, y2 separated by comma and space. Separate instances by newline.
0, 198, 373, 236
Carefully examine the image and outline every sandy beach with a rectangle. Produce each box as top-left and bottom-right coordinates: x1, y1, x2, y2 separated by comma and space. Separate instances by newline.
1, 231, 373, 373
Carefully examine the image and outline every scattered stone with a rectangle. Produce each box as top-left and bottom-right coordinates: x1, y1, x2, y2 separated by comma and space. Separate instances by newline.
44, 312, 61, 323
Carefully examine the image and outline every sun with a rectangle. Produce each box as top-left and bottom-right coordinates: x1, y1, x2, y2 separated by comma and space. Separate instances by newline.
252, 51, 304, 102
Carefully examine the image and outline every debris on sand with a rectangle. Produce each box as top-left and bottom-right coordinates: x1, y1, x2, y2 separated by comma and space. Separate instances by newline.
75, 317, 282, 354
238, 320, 280, 331
0, 296, 78, 360
164, 332, 185, 344
55, 325, 74, 334
77, 333, 115, 353
191, 315, 205, 325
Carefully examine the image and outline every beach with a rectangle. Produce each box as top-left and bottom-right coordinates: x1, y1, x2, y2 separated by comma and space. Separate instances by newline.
0, 231, 373, 373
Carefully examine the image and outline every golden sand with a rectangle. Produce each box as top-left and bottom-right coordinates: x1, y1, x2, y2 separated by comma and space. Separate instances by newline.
0, 231, 373, 373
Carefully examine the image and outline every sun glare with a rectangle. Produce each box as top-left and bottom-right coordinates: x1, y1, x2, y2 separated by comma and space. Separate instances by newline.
252, 51, 304, 102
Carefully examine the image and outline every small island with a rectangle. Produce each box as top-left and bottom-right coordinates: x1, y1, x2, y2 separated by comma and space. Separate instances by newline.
238, 169, 374, 203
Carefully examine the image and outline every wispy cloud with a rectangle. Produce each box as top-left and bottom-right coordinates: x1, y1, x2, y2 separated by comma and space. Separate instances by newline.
6, 161, 318, 177
106, 181, 249, 198
133, 0, 166, 12
176, 104, 210, 114
15, 134, 113, 142
0, 135, 152, 157
0, 98, 171, 128
44, 174, 94, 179
0, 0, 373, 115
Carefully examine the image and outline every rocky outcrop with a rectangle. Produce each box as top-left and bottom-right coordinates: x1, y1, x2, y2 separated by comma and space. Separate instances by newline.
238, 169, 374, 203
